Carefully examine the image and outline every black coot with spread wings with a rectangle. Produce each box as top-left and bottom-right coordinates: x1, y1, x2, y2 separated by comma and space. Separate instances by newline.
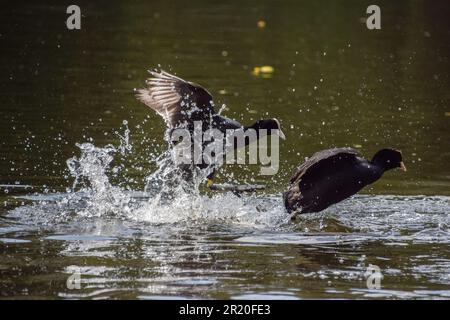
283, 147, 406, 216
135, 69, 285, 186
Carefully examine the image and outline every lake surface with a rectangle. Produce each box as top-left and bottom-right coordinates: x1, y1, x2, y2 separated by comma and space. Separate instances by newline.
0, 0, 449, 299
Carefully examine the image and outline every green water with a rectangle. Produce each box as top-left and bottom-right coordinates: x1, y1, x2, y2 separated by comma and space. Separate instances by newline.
0, 0, 449, 299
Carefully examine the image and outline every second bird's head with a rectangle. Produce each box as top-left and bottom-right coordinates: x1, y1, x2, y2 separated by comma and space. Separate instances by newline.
250, 118, 286, 140
372, 148, 407, 172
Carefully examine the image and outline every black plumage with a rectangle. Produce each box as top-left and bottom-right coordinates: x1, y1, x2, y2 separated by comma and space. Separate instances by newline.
283, 148, 406, 215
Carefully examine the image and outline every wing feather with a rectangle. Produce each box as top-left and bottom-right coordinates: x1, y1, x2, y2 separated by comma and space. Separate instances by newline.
135, 69, 215, 127
290, 148, 359, 188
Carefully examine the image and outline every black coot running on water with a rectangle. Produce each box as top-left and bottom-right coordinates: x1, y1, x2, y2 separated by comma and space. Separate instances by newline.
283, 148, 407, 217
135, 69, 285, 188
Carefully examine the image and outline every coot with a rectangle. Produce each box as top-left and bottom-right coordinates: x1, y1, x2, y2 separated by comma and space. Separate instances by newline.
136, 69, 285, 187
284, 148, 406, 216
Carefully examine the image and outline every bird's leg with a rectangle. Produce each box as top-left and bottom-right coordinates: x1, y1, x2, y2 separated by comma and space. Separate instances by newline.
289, 209, 302, 221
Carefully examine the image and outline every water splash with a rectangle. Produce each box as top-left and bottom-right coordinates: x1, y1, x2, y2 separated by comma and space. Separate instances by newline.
115, 120, 132, 155
5, 122, 450, 237
11, 122, 287, 229
64, 142, 132, 218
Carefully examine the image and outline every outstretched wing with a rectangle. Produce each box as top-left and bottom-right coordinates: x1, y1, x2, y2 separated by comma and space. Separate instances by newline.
289, 147, 359, 190
135, 69, 215, 128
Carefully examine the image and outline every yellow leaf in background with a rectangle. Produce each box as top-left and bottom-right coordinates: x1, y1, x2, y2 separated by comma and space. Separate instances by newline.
252, 65, 274, 77
252, 67, 261, 76
445, 112, 450, 117
260, 65, 274, 73
219, 89, 227, 95
353, 144, 363, 148
257, 20, 266, 29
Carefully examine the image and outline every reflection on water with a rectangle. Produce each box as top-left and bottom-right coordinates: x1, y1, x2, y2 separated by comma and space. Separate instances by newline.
0, 0, 450, 299
1, 191, 450, 299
